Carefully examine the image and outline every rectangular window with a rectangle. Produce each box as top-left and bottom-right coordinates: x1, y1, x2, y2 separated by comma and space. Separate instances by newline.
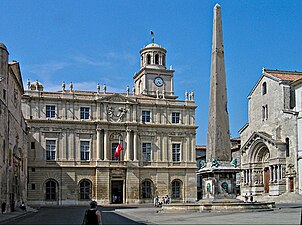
80, 141, 90, 160
31, 168, 35, 172
142, 111, 151, 123
80, 107, 90, 120
31, 142, 35, 149
46, 140, 56, 160
142, 143, 152, 162
31, 183, 36, 190
172, 112, 180, 124
46, 105, 56, 118
172, 143, 181, 162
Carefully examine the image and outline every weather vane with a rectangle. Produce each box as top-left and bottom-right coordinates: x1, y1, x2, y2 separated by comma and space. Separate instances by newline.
151, 31, 154, 43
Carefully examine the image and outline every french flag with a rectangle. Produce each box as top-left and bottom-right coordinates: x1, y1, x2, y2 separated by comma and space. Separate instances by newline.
114, 144, 124, 158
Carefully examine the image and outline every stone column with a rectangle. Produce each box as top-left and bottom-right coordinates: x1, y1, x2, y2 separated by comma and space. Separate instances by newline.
96, 129, 101, 160
133, 132, 138, 161
163, 135, 168, 162
104, 130, 108, 160
126, 129, 131, 161
269, 165, 274, 182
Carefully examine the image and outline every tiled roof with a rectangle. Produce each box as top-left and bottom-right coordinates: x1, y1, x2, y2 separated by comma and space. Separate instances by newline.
264, 69, 302, 82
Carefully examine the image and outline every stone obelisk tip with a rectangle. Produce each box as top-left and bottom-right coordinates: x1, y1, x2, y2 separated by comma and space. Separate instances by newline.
214, 3, 221, 9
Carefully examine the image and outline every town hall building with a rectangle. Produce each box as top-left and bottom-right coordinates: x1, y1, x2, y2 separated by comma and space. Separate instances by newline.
22, 41, 198, 205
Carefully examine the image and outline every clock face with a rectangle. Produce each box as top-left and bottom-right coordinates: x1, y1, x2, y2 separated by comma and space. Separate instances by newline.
154, 77, 164, 87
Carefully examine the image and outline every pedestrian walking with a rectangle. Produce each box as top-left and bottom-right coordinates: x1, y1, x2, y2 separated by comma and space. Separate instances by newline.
82, 201, 102, 225
244, 193, 248, 203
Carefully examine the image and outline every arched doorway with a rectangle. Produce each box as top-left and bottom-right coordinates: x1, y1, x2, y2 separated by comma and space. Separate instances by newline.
255, 145, 270, 193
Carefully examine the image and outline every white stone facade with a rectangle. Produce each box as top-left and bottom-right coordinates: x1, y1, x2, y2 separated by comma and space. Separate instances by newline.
240, 69, 302, 197
22, 42, 197, 206
0, 43, 28, 212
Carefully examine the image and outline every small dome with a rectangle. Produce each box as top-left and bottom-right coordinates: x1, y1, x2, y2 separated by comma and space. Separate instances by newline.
30, 80, 44, 91
145, 43, 161, 48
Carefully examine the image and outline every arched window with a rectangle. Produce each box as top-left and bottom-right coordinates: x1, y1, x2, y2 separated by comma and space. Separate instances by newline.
142, 180, 153, 199
79, 179, 91, 200
147, 54, 151, 64
45, 180, 57, 200
171, 180, 182, 199
155, 54, 159, 64
262, 82, 267, 95
162, 55, 166, 66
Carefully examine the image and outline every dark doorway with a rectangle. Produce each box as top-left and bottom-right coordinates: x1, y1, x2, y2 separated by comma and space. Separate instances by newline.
289, 177, 294, 192
112, 180, 123, 204
264, 167, 270, 193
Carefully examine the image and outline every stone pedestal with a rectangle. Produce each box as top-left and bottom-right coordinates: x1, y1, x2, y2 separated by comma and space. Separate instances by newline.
199, 161, 240, 202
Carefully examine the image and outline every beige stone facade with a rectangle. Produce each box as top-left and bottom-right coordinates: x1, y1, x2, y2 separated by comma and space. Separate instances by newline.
22, 42, 197, 206
240, 69, 302, 197
0, 43, 28, 212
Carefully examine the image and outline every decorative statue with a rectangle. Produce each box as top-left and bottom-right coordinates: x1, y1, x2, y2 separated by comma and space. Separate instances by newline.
97, 83, 100, 93
162, 89, 165, 99
132, 86, 135, 95
198, 160, 206, 169
211, 158, 219, 168
126, 85, 130, 96
230, 158, 238, 168
27, 79, 31, 90
69, 81, 73, 92
185, 90, 189, 101
62, 81, 65, 92
103, 84, 107, 93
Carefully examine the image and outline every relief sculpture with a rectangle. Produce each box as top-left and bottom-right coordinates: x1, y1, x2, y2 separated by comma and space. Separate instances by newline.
106, 104, 128, 122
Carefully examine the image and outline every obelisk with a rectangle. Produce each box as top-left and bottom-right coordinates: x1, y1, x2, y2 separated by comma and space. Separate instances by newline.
199, 3, 239, 202
207, 4, 231, 163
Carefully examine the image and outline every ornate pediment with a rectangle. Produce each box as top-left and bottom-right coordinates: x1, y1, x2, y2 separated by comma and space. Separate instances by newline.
241, 131, 285, 153
98, 93, 136, 104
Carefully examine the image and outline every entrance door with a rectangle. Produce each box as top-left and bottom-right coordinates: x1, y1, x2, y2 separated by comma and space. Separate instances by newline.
264, 167, 270, 193
111, 180, 123, 204
289, 177, 294, 192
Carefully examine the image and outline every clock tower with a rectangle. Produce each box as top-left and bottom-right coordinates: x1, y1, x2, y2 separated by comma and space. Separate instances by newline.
133, 41, 176, 99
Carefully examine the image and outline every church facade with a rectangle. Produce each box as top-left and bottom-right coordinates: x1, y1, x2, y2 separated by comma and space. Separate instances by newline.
240, 69, 302, 197
22, 42, 197, 205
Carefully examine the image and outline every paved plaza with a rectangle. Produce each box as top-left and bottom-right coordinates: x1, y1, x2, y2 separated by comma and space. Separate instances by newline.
115, 203, 302, 225
0, 203, 301, 225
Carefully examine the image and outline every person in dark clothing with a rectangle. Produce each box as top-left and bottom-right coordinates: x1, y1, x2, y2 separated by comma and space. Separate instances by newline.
83, 201, 102, 225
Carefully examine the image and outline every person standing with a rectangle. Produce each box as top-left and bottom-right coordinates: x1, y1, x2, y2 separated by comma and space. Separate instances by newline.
83, 201, 102, 225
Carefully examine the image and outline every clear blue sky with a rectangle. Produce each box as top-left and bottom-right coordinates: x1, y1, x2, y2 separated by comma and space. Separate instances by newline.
1, 0, 302, 145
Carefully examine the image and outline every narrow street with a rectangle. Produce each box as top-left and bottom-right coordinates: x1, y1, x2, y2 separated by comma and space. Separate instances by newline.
2, 206, 146, 225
